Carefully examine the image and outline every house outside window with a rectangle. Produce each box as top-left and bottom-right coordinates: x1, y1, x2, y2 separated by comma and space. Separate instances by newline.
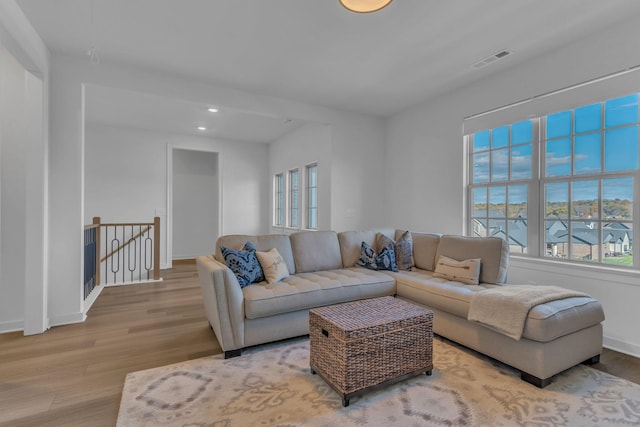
306, 163, 318, 229
467, 93, 638, 268
288, 168, 299, 228
274, 173, 284, 226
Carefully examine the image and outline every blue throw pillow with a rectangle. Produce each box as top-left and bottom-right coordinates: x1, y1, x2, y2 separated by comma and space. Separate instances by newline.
377, 231, 413, 271
357, 241, 378, 270
357, 241, 398, 272
221, 241, 265, 287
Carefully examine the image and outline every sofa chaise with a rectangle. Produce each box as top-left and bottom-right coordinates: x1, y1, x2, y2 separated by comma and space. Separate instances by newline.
195, 229, 604, 387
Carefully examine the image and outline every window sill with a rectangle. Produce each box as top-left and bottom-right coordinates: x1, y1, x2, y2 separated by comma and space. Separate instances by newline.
509, 254, 640, 287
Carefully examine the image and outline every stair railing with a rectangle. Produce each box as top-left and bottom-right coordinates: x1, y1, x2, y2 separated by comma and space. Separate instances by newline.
84, 217, 160, 297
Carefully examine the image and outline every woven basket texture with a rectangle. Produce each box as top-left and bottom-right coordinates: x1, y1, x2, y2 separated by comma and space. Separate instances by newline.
310, 297, 433, 394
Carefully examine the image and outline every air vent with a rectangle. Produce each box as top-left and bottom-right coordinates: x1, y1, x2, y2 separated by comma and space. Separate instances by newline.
472, 50, 513, 70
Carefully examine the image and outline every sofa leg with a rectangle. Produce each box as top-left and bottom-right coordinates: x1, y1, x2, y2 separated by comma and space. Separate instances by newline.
521, 371, 552, 388
582, 354, 600, 365
224, 349, 242, 359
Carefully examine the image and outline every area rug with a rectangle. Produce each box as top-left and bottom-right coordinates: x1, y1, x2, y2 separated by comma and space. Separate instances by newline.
117, 337, 640, 426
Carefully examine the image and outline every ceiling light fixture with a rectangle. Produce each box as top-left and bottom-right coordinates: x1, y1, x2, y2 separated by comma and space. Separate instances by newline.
339, 0, 393, 13
207, 108, 219, 113
197, 126, 207, 131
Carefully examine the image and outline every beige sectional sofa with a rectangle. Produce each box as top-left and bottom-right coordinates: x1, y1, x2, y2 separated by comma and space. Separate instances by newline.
195, 229, 604, 387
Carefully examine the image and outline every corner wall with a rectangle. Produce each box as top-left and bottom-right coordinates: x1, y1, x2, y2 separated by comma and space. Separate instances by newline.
385, 16, 640, 355
0, 1, 49, 335
269, 122, 332, 233
85, 123, 268, 266
48, 54, 387, 326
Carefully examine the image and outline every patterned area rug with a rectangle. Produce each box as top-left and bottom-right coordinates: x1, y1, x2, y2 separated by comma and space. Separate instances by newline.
117, 337, 640, 426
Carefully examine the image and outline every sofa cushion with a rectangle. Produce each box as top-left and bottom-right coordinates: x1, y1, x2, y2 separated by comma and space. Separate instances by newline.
394, 269, 604, 342
393, 269, 492, 318
256, 248, 290, 283
357, 241, 398, 272
378, 231, 413, 271
404, 231, 440, 271
524, 297, 605, 342
220, 242, 265, 287
433, 255, 481, 285
338, 228, 395, 268
435, 235, 509, 284
290, 231, 343, 273
242, 268, 396, 319
216, 234, 296, 274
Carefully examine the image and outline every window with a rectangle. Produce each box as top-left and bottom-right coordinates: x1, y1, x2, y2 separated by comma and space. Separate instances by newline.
288, 169, 299, 228
470, 120, 536, 255
274, 173, 284, 226
306, 163, 318, 229
467, 93, 638, 268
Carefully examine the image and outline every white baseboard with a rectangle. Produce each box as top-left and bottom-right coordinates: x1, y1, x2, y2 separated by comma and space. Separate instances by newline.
49, 311, 86, 328
604, 335, 640, 358
82, 285, 104, 314
0, 319, 24, 334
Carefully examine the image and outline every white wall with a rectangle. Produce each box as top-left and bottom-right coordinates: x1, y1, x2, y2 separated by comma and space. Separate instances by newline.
386, 16, 640, 356
268, 115, 388, 234
48, 54, 385, 326
172, 149, 219, 259
330, 113, 387, 232
269, 122, 332, 232
85, 123, 268, 267
0, 45, 27, 331
0, 1, 49, 335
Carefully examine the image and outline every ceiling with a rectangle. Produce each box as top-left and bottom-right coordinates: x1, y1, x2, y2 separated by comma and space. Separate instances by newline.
85, 85, 303, 144
16, 0, 640, 140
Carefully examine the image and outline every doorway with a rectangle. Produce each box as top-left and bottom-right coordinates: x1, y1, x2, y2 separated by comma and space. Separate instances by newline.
170, 148, 220, 262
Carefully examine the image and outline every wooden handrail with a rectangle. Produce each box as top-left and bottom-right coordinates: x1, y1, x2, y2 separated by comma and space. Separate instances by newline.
90, 216, 161, 284
96, 222, 154, 227
100, 225, 152, 263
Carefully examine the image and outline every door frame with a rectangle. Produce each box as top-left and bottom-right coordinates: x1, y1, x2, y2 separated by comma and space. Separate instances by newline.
166, 144, 222, 268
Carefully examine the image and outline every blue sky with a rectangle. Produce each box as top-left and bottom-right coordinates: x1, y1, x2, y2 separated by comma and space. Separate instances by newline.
474, 93, 638, 204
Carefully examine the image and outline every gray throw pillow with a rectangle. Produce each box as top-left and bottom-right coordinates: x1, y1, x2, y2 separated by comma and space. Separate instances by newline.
377, 231, 413, 271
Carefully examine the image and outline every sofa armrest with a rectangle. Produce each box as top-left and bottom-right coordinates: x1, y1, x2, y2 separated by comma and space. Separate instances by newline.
195, 255, 245, 352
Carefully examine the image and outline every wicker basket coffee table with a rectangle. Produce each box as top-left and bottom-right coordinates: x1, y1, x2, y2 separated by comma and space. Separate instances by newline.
309, 296, 433, 406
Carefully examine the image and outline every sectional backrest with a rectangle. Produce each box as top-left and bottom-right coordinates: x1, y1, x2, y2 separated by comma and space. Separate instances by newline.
435, 235, 509, 284
337, 228, 395, 267
215, 234, 296, 274
215, 230, 509, 284
289, 231, 343, 273
401, 230, 441, 271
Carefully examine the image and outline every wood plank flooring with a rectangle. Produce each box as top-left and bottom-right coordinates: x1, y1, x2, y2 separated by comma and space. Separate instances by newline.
0, 262, 220, 427
1, 261, 638, 426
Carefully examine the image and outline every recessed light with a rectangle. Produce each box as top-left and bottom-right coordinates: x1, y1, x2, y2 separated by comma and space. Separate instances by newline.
197, 126, 207, 131
207, 108, 219, 113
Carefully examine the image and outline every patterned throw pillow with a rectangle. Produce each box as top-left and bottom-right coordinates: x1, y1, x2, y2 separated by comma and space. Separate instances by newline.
255, 248, 290, 283
432, 255, 481, 285
357, 241, 398, 272
220, 241, 265, 287
377, 231, 413, 271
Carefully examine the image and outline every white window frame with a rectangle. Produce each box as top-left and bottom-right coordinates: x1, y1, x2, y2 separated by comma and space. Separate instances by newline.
273, 173, 284, 226
288, 168, 299, 228
466, 93, 639, 270
305, 163, 318, 229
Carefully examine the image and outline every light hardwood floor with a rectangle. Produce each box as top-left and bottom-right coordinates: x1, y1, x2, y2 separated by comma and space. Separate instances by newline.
0, 262, 220, 427
1, 261, 638, 426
